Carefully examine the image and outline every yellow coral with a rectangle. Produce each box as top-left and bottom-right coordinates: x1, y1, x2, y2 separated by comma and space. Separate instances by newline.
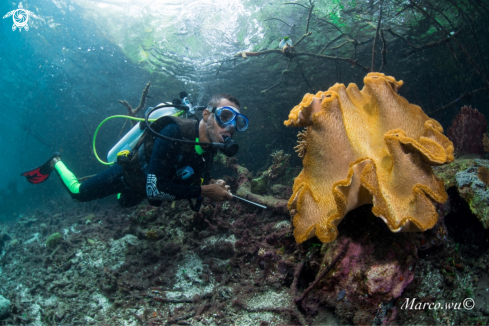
284, 73, 454, 244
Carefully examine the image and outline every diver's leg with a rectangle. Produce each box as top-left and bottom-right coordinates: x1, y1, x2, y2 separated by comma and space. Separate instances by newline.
54, 161, 127, 202
118, 191, 145, 208
53, 160, 81, 194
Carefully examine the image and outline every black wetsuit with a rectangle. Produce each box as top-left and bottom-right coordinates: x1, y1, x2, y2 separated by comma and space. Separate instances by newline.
72, 117, 214, 208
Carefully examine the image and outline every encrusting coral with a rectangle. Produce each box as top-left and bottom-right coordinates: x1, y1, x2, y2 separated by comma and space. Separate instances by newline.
284, 73, 454, 243
447, 105, 487, 155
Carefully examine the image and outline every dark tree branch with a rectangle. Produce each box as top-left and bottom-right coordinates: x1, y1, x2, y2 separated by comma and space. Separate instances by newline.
206, 57, 238, 66
231, 44, 369, 73
295, 52, 370, 72
295, 240, 350, 307
290, 261, 304, 297
261, 78, 283, 94
371, 0, 384, 72
379, 29, 387, 72
320, 34, 345, 54
301, 72, 314, 92
470, 30, 488, 78
235, 49, 282, 58
429, 87, 489, 115
444, 0, 476, 20
295, 58, 314, 92
472, 0, 489, 14
383, 27, 462, 56
118, 82, 150, 127
331, 40, 350, 50
284, 2, 309, 9
317, 18, 343, 34
215, 62, 224, 78
394, 4, 413, 17
294, 32, 312, 47
265, 18, 292, 27
285, 58, 293, 71
409, 0, 489, 88
305, 3, 314, 34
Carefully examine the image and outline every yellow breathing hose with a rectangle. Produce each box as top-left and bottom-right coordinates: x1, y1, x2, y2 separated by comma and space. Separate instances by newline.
92, 111, 184, 165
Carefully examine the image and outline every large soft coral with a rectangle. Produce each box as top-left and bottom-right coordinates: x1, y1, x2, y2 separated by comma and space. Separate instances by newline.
284, 73, 454, 243
447, 105, 487, 155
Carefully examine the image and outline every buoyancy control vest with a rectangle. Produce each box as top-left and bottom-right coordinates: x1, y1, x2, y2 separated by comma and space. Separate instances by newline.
120, 116, 214, 194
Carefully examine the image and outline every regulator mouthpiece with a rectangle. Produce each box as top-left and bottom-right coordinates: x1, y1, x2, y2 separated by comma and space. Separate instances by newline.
214, 136, 239, 157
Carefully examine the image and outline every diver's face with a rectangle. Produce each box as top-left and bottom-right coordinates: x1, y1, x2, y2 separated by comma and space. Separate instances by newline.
205, 99, 239, 143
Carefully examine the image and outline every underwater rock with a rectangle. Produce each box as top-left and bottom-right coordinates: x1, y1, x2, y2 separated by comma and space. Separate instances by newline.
251, 174, 269, 194
433, 157, 489, 228
39, 223, 48, 235
270, 184, 292, 199
483, 134, 489, 153
284, 73, 454, 243
311, 229, 416, 325
0, 232, 12, 250
9, 239, 18, 248
0, 295, 10, 318
454, 162, 489, 227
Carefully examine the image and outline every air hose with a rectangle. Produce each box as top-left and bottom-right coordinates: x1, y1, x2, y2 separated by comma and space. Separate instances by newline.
92, 111, 184, 165
93, 115, 151, 166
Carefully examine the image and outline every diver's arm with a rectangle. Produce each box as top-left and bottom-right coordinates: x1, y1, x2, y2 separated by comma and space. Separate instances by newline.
201, 181, 232, 201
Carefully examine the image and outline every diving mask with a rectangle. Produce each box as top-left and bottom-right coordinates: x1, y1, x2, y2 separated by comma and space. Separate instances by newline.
211, 106, 249, 132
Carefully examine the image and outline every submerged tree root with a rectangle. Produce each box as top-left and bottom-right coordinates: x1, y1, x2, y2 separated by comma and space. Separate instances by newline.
295, 240, 351, 308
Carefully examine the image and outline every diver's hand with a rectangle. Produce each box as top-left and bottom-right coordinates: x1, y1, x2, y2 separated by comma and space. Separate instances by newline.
201, 179, 232, 201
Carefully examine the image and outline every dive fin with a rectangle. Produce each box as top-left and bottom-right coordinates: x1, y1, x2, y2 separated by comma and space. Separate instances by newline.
21, 152, 60, 184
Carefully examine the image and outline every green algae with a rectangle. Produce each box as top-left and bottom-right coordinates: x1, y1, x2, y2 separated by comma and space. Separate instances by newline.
46, 232, 63, 249
251, 174, 269, 195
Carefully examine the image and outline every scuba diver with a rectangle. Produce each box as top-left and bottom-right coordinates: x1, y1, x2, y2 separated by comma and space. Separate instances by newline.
21, 93, 249, 211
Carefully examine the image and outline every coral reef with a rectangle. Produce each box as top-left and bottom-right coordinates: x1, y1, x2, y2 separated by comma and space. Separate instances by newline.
251, 150, 291, 194
0, 191, 307, 325
214, 153, 289, 213
447, 105, 487, 155
268, 150, 291, 180
284, 73, 454, 243
1, 158, 489, 325
296, 207, 418, 325
434, 157, 489, 228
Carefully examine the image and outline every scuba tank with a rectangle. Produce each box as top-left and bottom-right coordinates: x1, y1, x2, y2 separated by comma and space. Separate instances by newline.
107, 104, 179, 163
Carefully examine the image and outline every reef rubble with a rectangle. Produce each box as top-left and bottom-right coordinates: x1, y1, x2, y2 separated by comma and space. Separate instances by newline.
0, 156, 488, 325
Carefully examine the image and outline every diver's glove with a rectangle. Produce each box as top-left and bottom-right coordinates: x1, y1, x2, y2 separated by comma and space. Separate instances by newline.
146, 174, 176, 204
